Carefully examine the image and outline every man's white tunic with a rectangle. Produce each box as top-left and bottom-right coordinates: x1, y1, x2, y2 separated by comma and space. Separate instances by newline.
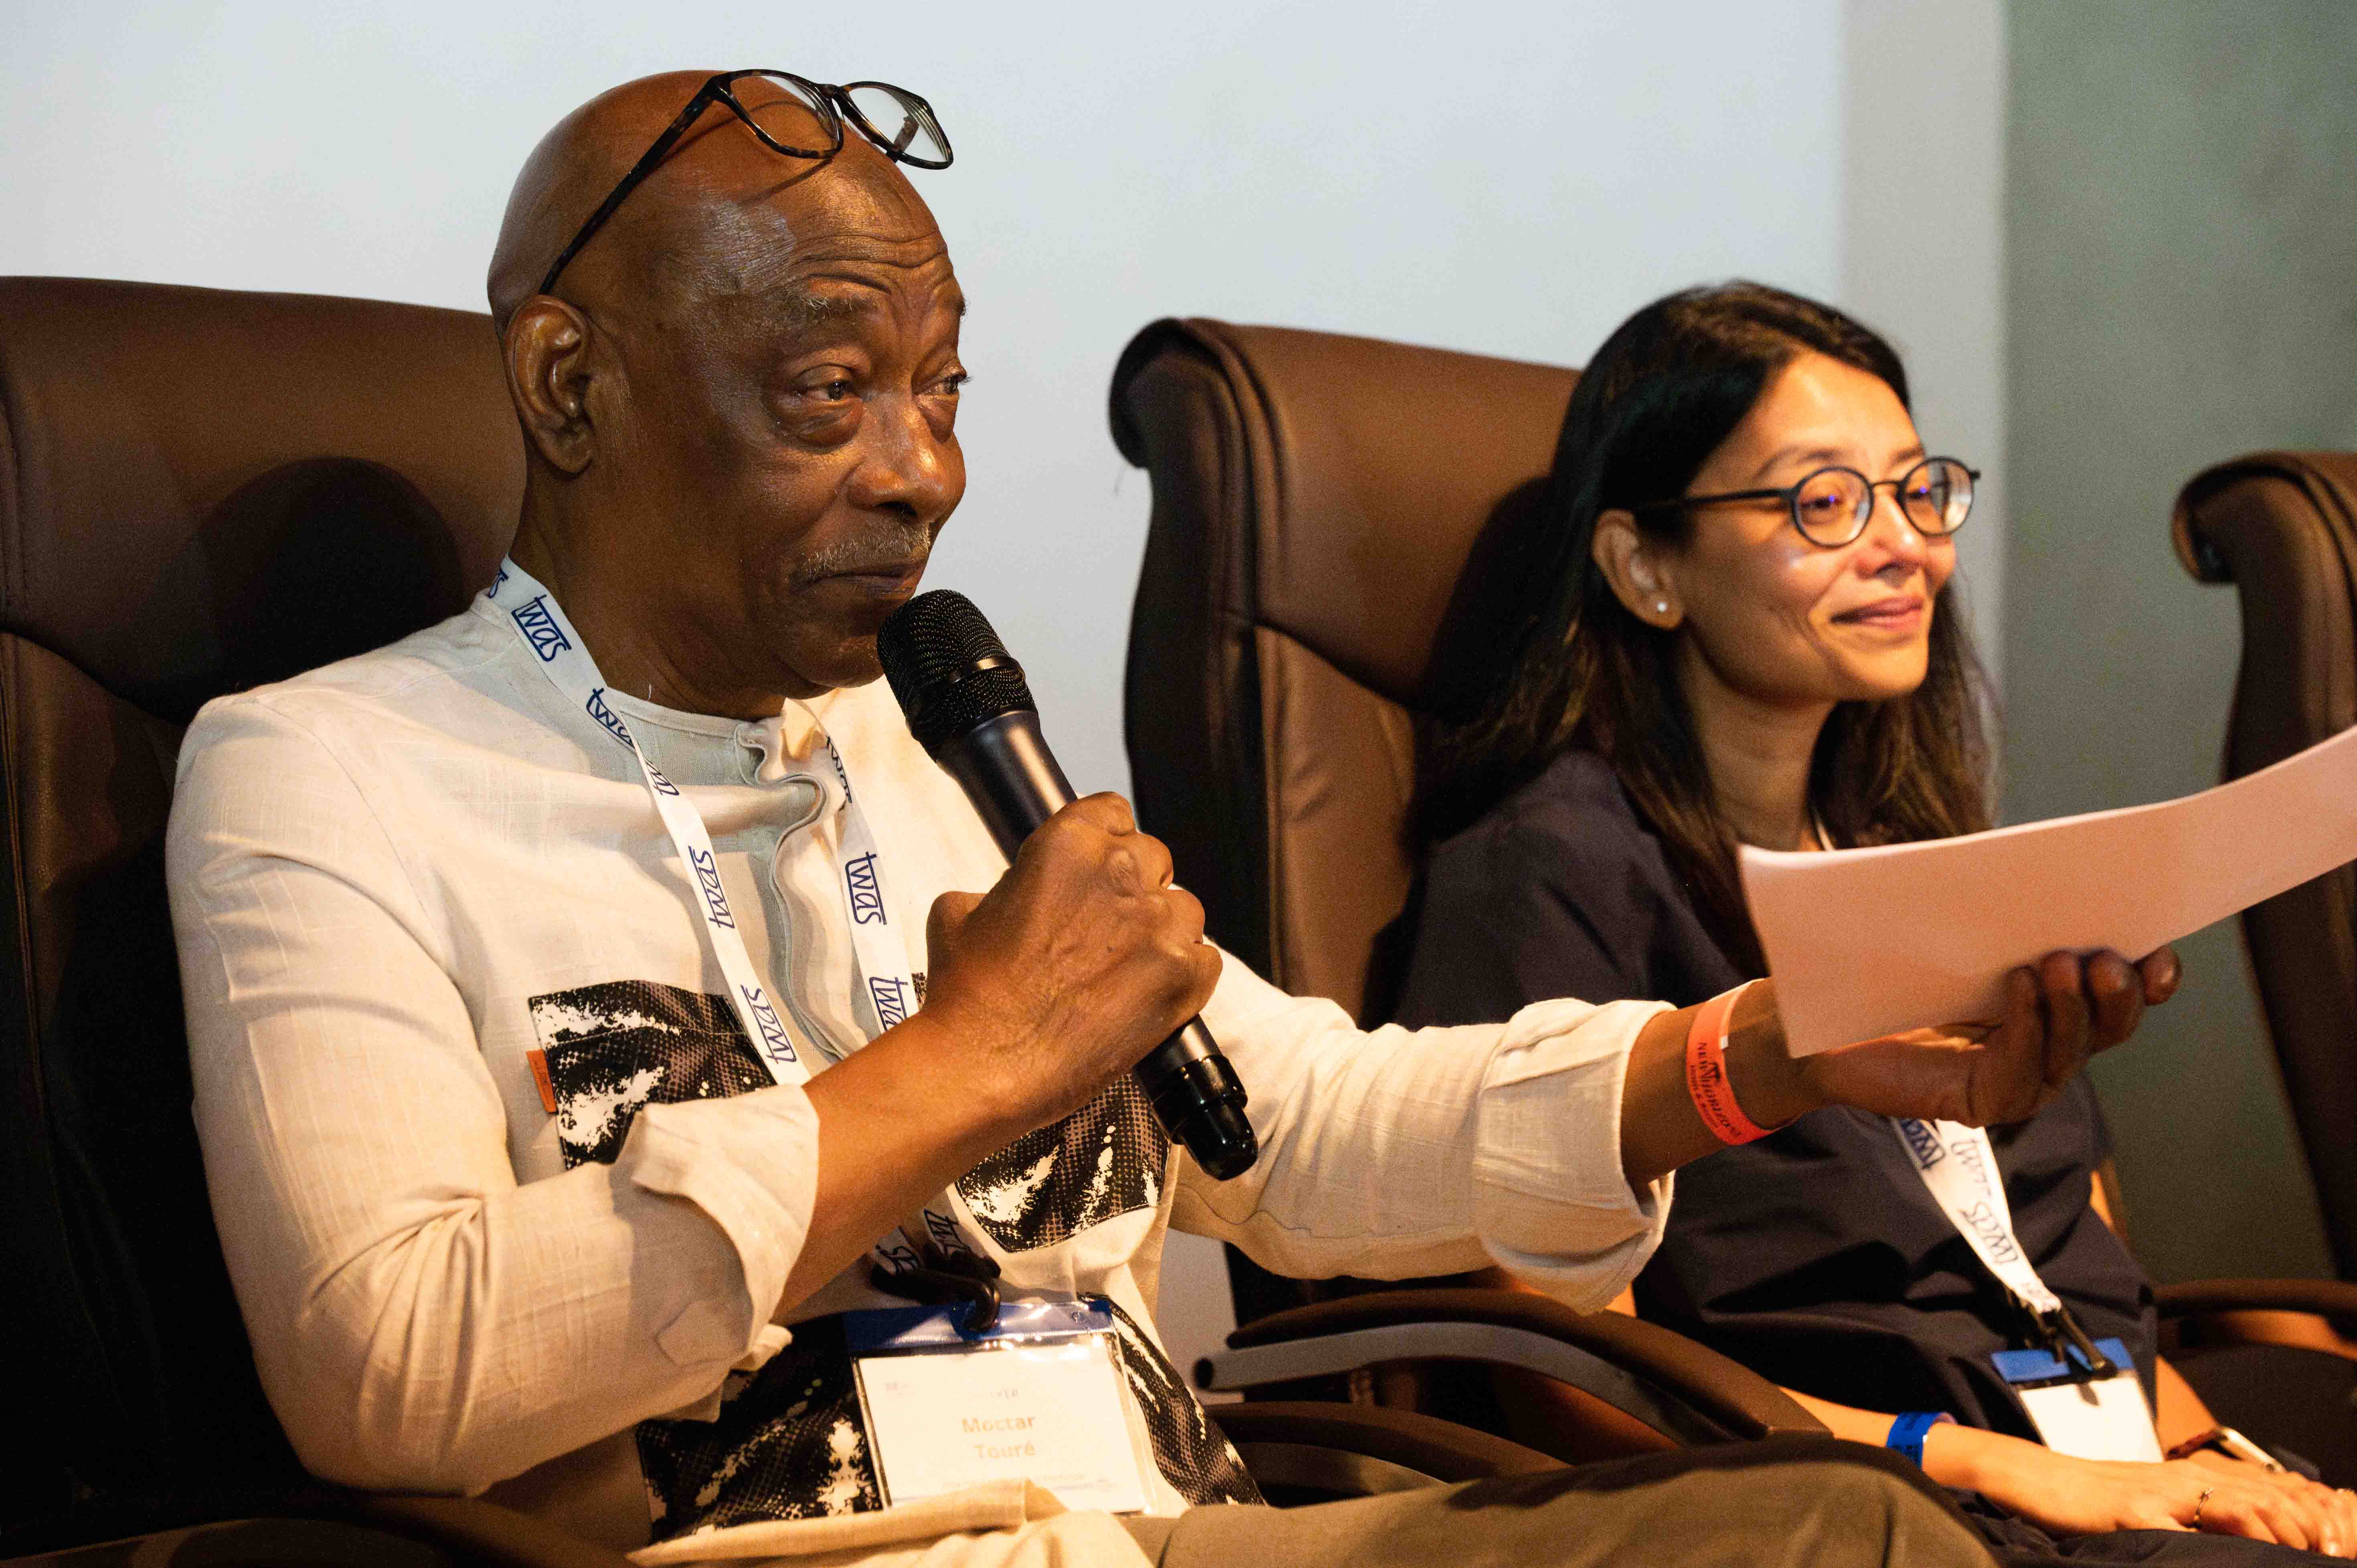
168, 592, 1671, 1554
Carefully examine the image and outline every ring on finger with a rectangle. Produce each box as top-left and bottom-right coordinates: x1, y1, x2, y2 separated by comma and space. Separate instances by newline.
2192, 1486, 2215, 1528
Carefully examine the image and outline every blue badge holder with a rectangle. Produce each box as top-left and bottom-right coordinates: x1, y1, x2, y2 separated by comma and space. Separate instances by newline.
846, 1292, 1117, 1352
1992, 1335, 2136, 1390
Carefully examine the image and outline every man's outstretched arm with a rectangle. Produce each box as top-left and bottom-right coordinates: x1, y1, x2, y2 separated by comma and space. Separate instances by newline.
1172, 937, 2176, 1304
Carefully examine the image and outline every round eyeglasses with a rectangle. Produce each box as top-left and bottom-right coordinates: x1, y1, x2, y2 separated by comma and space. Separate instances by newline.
538, 70, 952, 299
1634, 456, 1979, 548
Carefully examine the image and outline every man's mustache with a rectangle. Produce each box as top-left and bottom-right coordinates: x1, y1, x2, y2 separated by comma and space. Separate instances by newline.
794, 521, 935, 582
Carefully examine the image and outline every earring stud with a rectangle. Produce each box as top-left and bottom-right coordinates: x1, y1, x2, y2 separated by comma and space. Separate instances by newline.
1654, 598, 1669, 614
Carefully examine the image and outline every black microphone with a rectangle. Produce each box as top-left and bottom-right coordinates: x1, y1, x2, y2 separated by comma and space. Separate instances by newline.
876, 590, 1258, 1181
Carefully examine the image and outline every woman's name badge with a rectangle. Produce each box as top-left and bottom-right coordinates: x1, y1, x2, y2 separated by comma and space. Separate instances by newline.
847, 1294, 1158, 1514
1991, 1336, 2164, 1463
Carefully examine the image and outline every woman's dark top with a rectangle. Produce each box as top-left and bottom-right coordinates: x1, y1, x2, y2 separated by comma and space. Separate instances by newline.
1387, 748, 2157, 1437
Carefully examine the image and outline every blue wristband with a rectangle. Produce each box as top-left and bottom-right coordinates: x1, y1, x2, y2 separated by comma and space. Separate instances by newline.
1886, 1410, 1952, 1467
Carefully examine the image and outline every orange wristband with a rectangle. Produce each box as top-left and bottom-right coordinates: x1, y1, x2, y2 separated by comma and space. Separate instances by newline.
1684, 981, 1773, 1146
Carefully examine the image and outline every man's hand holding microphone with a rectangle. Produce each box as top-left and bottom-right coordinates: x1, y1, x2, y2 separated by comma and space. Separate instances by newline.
922, 792, 1222, 1138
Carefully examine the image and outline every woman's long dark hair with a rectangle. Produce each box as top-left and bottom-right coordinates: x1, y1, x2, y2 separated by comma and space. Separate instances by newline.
1411, 281, 1992, 976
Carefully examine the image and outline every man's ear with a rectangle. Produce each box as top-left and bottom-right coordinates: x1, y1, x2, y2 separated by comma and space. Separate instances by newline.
1590, 509, 1683, 629
503, 298, 600, 475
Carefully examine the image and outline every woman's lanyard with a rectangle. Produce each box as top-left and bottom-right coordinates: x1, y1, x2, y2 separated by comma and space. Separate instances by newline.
1885, 1117, 2112, 1369
484, 559, 921, 1087
1801, 816, 2117, 1376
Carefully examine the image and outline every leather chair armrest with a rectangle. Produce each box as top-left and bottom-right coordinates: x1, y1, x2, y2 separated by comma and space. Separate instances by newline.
1199, 1287, 1825, 1446
1208, 1400, 1561, 1495
2156, 1278, 2357, 1319
2158, 1278, 2357, 1363
0, 1496, 639, 1568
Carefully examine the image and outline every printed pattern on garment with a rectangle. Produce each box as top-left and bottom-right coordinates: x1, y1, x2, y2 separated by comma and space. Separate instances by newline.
635, 1315, 884, 1539
528, 980, 771, 1169
531, 978, 1249, 1527
1105, 1300, 1262, 1506
956, 1075, 1170, 1252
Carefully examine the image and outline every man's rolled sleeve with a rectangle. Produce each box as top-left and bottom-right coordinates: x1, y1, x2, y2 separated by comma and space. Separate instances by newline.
1179, 959, 1673, 1308
1472, 997, 1673, 1307
620, 1094, 817, 1366
170, 695, 823, 1493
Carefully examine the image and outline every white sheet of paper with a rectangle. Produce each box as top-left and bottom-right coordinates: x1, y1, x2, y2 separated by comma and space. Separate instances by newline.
1741, 721, 2357, 1057
855, 1337, 1152, 1514
2018, 1374, 2166, 1464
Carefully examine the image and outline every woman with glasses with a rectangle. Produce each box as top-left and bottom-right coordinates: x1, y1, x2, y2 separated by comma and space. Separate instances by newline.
1384, 282, 2353, 1560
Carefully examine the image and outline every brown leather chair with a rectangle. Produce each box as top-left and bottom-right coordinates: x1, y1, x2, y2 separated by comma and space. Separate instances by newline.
0, 281, 1578, 1562
2174, 453, 2357, 1284
0, 275, 617, 1563
2162, 452, 2357, 1467
1113, 317, 1830, 1461
1116, 319, 1576, 1023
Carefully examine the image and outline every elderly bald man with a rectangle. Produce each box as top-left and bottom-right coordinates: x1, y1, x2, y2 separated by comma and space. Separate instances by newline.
168, 69, 2155, 1567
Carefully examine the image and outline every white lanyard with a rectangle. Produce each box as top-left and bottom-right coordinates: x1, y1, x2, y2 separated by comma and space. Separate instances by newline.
1812, 808, 2062, 1327
819, 722, 925, 1039
1887, 1117, 2064, 1319
1893, 1115, 2155, 1455
484, 560, 921, 1083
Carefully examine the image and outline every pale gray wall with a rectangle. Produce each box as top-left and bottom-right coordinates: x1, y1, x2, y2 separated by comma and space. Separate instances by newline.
1843, 0, 2007, 678
2005, 0, 2357, 1283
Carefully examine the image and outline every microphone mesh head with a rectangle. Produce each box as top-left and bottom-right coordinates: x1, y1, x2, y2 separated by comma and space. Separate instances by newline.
876, 590, 1037, 754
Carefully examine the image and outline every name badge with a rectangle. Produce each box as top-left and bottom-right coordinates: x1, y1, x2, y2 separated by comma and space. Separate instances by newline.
848, 1295, 1158, 1514
1992, 1336, 2164, 1463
